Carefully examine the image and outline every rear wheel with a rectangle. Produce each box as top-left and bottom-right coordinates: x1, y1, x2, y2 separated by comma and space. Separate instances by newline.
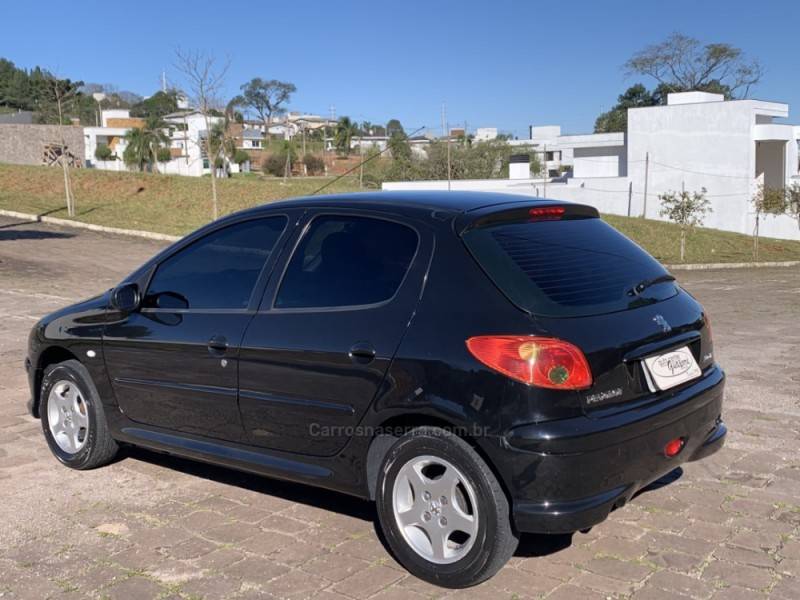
40, 359, 118, 470
376, 427, 518, 588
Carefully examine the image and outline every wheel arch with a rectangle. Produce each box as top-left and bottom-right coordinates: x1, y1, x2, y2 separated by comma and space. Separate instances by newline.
31, 345, 80, 418
364, 412, 512, 509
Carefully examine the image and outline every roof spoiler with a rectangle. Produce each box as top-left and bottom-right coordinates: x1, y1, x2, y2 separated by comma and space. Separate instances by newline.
457, 202, 599, 234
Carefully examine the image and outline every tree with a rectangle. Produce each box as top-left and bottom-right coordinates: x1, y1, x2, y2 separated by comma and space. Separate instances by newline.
130, 90, 179, 119
233, 78, 295, 139
626, 33, 762, 99
386, 119, 404, 137
174, 48, 230, 220
594, 84, 660, 133
659, 188, 712, 262
37, 72, 82, 216
787, 183, 800, 226
335, 116, 358, 155
123, 116, 169, 173
388, 132, 412, 162
751, 185, 790, 260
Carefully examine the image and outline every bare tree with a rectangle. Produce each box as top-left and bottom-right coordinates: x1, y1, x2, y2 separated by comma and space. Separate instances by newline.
173, 48, 230, 220
43, 73, 80, 217
626, 33, 763, 98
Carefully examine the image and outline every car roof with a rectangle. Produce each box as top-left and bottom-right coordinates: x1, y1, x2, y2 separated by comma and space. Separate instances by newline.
240, 190, 553, 217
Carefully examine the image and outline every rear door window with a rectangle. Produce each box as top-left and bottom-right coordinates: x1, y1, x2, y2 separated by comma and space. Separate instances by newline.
275, 215, 419, 309
462, 217, 677, 317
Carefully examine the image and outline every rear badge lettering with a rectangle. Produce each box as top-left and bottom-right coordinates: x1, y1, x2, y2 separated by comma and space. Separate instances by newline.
653, 314, 671, 333
586, 387, 623, 405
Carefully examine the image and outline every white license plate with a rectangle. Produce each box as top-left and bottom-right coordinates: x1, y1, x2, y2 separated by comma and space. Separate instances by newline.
642, 346, 702, 392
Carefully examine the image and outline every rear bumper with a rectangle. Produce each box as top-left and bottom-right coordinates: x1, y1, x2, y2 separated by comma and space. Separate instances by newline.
503, 366, 725, 534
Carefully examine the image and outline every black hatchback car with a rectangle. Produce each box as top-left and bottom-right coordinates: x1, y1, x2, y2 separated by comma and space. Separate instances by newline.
26, 191, 726, 587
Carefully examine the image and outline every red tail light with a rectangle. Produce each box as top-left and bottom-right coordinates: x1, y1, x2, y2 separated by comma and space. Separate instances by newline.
466, 335, 593, 389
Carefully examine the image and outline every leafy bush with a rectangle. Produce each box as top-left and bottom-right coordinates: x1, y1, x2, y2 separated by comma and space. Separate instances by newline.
94, 144, 114, 161
262, 154, 287, 176
303, 154, 325, 175
157, 147, 172, 163
233, 149, 250, 165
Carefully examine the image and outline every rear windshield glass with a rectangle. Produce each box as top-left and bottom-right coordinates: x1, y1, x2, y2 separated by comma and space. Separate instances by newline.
462, 217, 678, 317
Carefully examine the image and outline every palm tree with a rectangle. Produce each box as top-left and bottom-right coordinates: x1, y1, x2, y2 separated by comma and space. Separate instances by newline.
123, 116, 169, 173
334, 116, 358, 156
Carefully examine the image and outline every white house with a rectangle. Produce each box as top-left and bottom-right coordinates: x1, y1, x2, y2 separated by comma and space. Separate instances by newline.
474, 127, 498, 141
509, 126, 576, 177
84, 109, 224, 177
384, 91, 800, 241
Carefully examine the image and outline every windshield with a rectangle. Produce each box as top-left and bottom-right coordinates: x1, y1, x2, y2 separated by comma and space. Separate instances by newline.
462, 217, 678, 317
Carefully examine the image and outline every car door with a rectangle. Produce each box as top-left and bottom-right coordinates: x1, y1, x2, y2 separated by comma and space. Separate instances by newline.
237, 210, 433, 456
103, 214, 294, 441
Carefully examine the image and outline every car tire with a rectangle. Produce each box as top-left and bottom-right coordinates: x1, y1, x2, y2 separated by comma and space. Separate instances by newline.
375, 426, 518, 588
40, 359, 118, 470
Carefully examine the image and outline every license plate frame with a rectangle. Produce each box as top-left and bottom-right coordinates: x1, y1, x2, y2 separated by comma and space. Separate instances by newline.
642, 345, 702, 392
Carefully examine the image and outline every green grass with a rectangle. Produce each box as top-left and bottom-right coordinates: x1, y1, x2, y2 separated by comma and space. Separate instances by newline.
603, 214, 800, 264
1, 163, 799, 264
0, 163, 360, 236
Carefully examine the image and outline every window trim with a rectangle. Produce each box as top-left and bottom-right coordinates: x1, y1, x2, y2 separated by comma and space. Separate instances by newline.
267, 211, 421, 314
141, 213, 292, 314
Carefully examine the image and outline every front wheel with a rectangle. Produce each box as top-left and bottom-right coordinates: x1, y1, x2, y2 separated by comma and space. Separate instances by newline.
375, 427, 518, 588
40, 359, 118, 470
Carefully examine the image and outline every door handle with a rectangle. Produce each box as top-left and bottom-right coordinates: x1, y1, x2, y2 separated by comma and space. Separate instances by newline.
349, 342, 376, 364
207, 335, 229, 354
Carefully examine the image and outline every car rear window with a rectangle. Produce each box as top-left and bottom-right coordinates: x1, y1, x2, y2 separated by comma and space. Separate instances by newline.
462, 216, 678, 317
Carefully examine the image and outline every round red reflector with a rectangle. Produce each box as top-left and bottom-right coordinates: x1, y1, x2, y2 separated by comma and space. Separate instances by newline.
664, 438, 684, 458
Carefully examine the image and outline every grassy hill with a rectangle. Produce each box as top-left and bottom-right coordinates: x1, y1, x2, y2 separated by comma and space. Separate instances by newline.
1, 163, 799, 264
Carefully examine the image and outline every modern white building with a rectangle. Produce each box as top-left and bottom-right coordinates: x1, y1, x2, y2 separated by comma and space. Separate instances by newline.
508, 126, 577, 177
474, 127, 498, 141
385, 91, 800, 241
83, 109, 224, 177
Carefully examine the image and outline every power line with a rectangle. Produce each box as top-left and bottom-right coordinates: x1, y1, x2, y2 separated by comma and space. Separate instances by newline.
311, 125, 426, 196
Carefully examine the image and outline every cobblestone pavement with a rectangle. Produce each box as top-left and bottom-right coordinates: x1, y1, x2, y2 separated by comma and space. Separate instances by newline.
1, 215, 798, 599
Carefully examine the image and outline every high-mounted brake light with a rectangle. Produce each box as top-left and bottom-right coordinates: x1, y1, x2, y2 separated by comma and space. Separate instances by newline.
528, 206, 565, 221
466, 335, 592, 389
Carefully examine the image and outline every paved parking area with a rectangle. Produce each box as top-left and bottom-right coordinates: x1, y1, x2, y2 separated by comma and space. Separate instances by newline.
0, 215, 798, 599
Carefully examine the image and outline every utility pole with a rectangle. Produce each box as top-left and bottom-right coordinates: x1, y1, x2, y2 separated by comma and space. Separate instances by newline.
627, 181, 633, 216
642, 151, 650, 218
543, 144, 547, 198
441, 102, 447, 138
359, 141, 364, 188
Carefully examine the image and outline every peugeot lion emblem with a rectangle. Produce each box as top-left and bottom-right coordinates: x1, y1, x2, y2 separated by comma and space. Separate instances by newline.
653, 314, 672, 333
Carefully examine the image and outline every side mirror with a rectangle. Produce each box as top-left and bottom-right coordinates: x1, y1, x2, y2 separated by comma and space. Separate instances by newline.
111, 282, 141, 313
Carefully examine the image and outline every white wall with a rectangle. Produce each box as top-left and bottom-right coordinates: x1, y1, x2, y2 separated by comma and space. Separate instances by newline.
573, 146, 625, 178
627, 100, 755, 235
382, 176, 800, 241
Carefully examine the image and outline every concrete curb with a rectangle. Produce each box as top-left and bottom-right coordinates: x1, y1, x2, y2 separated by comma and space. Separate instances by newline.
0, 209, 180, 242
666, 261, 800, 270
1, 209, 799, 270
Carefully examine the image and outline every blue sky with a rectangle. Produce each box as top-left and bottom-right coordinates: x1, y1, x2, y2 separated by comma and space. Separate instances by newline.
1, 0, 797, 137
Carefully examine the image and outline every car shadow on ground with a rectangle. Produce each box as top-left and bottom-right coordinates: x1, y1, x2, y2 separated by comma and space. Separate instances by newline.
121, 446, 683, 560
